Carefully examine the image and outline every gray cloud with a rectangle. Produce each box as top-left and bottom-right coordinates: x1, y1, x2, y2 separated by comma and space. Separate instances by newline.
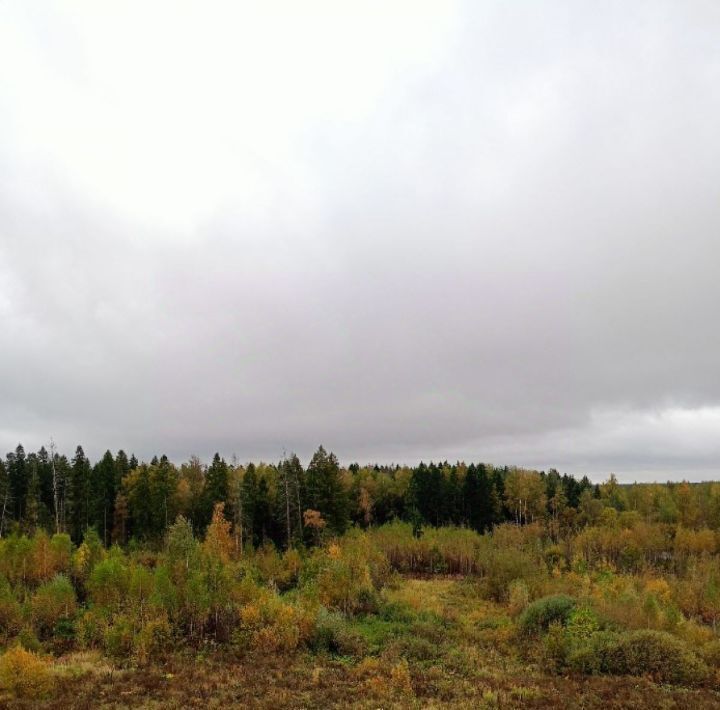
1, 1, 720, 480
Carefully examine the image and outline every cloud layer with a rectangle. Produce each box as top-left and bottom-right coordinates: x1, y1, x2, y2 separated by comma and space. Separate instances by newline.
1, 1, 720, 479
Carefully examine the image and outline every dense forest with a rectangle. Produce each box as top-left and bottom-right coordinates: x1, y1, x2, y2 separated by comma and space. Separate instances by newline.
2, 442, 717, 545
3, 444, 720, 707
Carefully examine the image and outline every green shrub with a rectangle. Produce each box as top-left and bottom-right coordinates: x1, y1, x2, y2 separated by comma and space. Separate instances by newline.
30, 574, 77, 637
134, 616, 173, 664
566, 606, 600, 641
396, 635, 440, 661
378, 601, 415, 624
519, 594, 577, 635
310, 608, 368, 657
0, 577, 23, 640
542, 620, 570, 671
87, 557, 130, 612
567, 629, 708, 686
15, 626, 43, 653
103, 614, 135, 659
566, 631, 619, 676
604, 630, 708, 686
480, 549, 543, 602
409, 619, 447, 645
76, 609, 107, 649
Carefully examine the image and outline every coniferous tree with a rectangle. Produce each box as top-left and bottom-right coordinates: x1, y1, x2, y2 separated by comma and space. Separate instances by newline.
240, 462, 258, 550
254, 475, 273, 546
444, 466, 462, 525
69, 446, 92, 542
277, 454, 304, 548
305, 446, 348, 536
0, 459, 9, 536
151, 456, 179, 533
203, 453, 229, 529
125, 463, 153, 540
92, 450, 117, 546
52, 453, 70, 533
476, 464, 499, 532
6, 444, 27, 522
36, 446, 55, 519
115, 450, 130, 488
24, 464, 42, 532
178, 456, 205, 530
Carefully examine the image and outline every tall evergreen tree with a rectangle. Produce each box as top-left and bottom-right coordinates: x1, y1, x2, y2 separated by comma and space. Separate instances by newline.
0, 459, 9, 536
277, 454, 304, 548
240, 462, 258, 550
151, 456, 178, 534
463, 464, 482, 531
475, 464, 499, 532
92, 450, 117, 546
305, 446, 348, 536
254, 475, 273, 546
115, 450, 130, 487
36, 446, 55, 518
69, 446, 92, 542
203, 453, 229, 528
6, 444, 27, 521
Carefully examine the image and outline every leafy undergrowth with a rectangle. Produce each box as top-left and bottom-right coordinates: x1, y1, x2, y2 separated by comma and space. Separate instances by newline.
4, 578, 720, 709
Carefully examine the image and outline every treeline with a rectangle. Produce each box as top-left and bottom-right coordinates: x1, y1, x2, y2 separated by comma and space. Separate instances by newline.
1, 442, 719, 547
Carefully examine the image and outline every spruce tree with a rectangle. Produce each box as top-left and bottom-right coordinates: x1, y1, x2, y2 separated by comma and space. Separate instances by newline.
6, 444, 27, 521
240, 463, 258, 550
92, 450, 117, 546
305, 446, 348, 536
203, 453, 229, 529
69, 446, 92, 542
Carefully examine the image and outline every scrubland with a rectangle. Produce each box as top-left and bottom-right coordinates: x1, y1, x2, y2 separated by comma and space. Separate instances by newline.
3, 512, 720, 708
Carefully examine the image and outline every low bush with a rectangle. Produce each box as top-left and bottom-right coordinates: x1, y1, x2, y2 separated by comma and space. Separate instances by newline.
519, 594, 577, 635
134, 615, 173, 664
604, 629, 708, 686
566, 631, 619, 676
0, 577, 23, 640
566, 606, 600, 641
542, 620, 570, 671
378, 601, 416, 624
309, 608, 368, 657
103, 614, 135, 659
0, 645, 54, 699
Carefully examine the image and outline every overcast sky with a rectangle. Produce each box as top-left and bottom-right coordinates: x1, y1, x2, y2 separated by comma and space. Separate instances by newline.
1, 1, 720, 480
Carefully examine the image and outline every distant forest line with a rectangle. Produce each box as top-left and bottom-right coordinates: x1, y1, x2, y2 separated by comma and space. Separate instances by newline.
1, 443, 716, 547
